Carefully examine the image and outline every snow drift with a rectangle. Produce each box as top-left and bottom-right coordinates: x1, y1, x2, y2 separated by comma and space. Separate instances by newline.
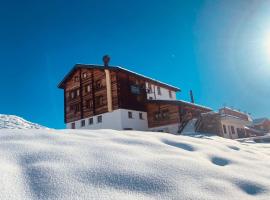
0, 129, 270, 200
0, 114, 47, 129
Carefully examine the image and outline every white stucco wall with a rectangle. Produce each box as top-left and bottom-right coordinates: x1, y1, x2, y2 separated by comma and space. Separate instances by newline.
221, 116, 251, 139
145, 82, 176, 100
66, 109, 148, 131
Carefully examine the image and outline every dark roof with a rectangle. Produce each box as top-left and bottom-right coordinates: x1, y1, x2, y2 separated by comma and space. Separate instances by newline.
147, 99, 212, 111
58, 64, 181, 91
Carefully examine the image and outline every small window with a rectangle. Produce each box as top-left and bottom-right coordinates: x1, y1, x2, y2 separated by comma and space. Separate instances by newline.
223, 125, 227, 134
139, 113, 143, 120
85, 85, 90, 93
82, 72, 87, 79
71, 122, 75, 129
169, 90, 172, 98
89, 118, 93, 125
85, 100, 93, 109
128, 111, 133, 119
95, 80, 103, 90
74, 104, 80, 113
71, 91, 75, 99
231, 126, 235, 134
74, 76, 79, 82
81, 120, 85, 127
130, 85, 140, 94
157, 87, 161, 95
97, 115, 102, 123
76, 89, 80, 96
96, 96, 104, 107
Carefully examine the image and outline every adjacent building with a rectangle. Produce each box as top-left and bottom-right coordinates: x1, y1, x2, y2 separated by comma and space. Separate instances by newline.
58, 56, 211, 134
196, 107, 253, 139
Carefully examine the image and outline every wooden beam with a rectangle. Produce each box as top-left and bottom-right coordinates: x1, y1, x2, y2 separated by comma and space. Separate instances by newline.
91, 70, 96, 115
79, 68, 84, 119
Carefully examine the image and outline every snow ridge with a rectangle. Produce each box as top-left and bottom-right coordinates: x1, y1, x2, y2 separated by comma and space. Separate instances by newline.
0, 114, 47, 129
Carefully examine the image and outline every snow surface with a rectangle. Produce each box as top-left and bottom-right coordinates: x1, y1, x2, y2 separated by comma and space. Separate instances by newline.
0, 114, 47, 129
0, 129, 270, 200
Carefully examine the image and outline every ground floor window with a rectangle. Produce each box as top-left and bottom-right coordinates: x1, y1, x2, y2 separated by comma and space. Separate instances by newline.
128, 111, 133, 119
97, 115, 102, 123
71, 122, 75, 129
81, 120, 85, 127
223, 125, 227, 134
89, 118, 93, 125
139, 112, 143, 120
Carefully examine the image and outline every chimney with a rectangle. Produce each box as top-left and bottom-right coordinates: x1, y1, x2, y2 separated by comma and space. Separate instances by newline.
103, 55, 110, 67
103, 55, 113, 112
190, 90, 195, 103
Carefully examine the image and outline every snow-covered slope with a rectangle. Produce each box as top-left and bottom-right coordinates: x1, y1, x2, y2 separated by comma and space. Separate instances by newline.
0, 129, 270, 200
0, 114, 46, 129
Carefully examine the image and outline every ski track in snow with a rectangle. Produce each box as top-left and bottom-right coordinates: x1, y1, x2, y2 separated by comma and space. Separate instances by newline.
0, 129, 270, 200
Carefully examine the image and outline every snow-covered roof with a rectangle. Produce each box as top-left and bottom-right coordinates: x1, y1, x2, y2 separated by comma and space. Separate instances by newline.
147, 99, 212, 111
252, 118, 269, 125
58, 64, 181, 91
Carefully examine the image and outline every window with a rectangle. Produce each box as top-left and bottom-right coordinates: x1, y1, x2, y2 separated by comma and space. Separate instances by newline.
82, 72, 87, 79
169, 90, 172, 98
71, 91, 75, 99
81, 120, 85, 127
157, 86, 161, 95
96, 96, 104, 107
231, 126, 235, 134
130, 85, 140, 94
154, 110, 169, 121
76, 89, 80, 96
85, 100, 93, 109
84, 85, 90, 93
223, 125, 227, 134
71, 122, 75, 129
74, 104, 80, 113
128, 111, 133, 119
89, 118, 93, 125
139, 112, 143, 120
95, 80, 103, 90
97, 115, 102, 123
74, 76, 79, 82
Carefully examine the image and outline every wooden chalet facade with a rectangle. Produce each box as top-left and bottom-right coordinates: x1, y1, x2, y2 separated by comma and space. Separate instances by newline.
58, 59, 212, 134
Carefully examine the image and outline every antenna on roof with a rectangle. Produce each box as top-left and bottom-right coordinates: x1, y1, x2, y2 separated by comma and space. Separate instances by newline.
103, 55, 110, 67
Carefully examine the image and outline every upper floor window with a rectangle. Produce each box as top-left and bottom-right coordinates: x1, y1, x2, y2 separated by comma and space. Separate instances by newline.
157, 87, 161, 95
74, 76, 79, 82
128, 111, 133, 119
131, 85, 140, 95
169, 90, 172, 98
85, 100, 93, 109
154, 109, 169, 121
74, 104, 80, 113
82, 72, 88, 79
96, 95, 104, 107
95, 79, 104, 90
84, 84, 91, 93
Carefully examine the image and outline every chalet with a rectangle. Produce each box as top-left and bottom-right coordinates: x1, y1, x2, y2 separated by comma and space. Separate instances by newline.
58, 55, 211, 134
196, 107, 254, 139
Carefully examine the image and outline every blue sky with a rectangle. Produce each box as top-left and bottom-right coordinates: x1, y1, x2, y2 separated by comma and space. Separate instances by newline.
0, 0, 270, 128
